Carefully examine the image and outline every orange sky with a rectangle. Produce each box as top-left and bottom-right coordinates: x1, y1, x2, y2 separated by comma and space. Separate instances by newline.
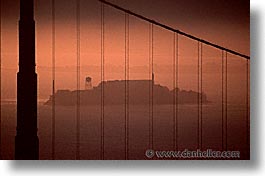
0, 0, 249, 102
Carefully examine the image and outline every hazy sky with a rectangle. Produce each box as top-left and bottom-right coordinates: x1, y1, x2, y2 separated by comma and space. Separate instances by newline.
0, 0, 249, 100
1, 0, 249, 52
2, 0, 249, 25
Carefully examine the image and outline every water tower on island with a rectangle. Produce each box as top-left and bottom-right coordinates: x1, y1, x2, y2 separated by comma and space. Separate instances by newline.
85, 77, 92, 90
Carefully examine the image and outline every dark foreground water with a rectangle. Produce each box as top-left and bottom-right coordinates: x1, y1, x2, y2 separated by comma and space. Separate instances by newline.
0, 103, 249, 160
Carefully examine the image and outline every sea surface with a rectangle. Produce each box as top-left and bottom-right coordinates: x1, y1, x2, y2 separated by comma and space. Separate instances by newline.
0, 103, 249, 160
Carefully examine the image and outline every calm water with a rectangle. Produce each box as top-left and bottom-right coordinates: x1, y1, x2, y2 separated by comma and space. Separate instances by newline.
0, 103, 249, 160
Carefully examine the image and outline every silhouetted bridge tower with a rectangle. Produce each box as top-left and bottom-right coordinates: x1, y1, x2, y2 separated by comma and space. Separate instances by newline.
15, 0, 38, 160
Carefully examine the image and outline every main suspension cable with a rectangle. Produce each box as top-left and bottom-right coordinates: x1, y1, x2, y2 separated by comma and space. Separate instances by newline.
98, 0, 250, 60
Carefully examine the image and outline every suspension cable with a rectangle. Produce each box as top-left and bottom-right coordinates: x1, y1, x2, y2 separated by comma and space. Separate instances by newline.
51, 0, 56, 160
197, 41, 203, 150
225, 51, 228, 151
0, 0, 2, 159
98, 0, 249, 60
124, 13, 130, 160
176, 33, 179, 151
127, 13, 130, 160
222, 50, 228, 151
200, 42, 203, 149
197, 41, 200, 149
173, 33, 176, 150
246, 59, 249, 157
149, 23, 154, 150
221, 50, 224, 150
124, 12, 127, 160
126, 14, 130, 160
173, 32, 179, 151
100, 3, 105, 160
76, 0, 81, 160
148, 23, 151, 150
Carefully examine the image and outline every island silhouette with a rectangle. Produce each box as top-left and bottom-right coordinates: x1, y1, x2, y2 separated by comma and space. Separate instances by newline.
45, 76, 208, 106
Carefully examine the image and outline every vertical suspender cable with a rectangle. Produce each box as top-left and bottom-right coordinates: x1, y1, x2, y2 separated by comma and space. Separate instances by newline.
225, 51, 228, 151
222, 50, 228, 151
124, 13, 130, 159
172, 33, 175, 150
124, 12, 127, 160
246, 59, 249, 157
100, 3, 105, 160
173, 32, 179, 151
127, 14, 129, 160
221, 50, 224, 150
197, 41, 203, 150
51, 0, 56, 160
200, 42, 203, 149
151, 24, 154, 150
127, 14, 130, 160
0, 0, 2, 159
148, 23, 151, 150
149, 23, 154, 150
76, 0, 81, 160
197, 41, 200, 149
175, 33, 179, 151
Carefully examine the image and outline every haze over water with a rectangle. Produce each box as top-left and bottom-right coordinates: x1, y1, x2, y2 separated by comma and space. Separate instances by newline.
1, 102, 248, 160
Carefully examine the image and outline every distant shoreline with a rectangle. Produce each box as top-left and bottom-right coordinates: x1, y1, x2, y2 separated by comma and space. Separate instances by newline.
1, 100, 48, 105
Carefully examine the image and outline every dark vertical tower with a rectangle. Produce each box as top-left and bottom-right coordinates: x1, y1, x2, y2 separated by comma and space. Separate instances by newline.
15, 0, 39, 160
